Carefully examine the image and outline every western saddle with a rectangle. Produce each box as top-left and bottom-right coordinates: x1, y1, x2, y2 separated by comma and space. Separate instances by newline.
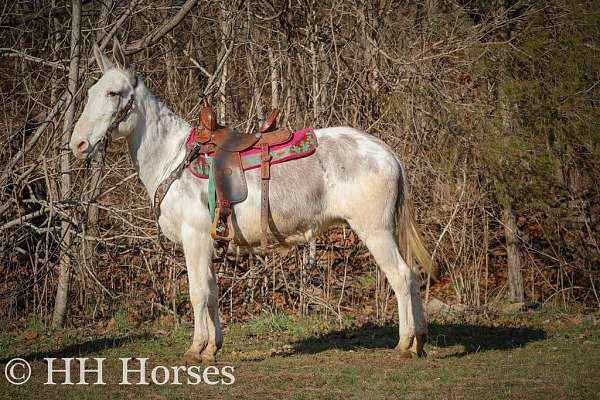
194, 101, 292, 249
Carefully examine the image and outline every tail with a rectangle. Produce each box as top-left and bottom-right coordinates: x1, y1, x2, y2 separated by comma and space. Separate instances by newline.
396, 181, 436, 281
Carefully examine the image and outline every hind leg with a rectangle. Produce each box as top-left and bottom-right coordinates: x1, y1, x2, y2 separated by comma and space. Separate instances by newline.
349, 224, 427, 357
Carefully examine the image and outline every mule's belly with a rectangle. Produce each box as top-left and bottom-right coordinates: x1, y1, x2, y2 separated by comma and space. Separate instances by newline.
230, 157, 328, 247
231, 211, 312, 247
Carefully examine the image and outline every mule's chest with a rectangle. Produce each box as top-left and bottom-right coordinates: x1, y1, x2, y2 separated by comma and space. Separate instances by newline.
155, 178, 212, 243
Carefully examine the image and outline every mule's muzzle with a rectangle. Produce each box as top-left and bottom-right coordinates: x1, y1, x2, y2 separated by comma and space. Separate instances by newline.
71, 138, 93, 159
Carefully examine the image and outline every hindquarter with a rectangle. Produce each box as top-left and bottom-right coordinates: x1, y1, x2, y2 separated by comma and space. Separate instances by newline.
317, 127, 404, 232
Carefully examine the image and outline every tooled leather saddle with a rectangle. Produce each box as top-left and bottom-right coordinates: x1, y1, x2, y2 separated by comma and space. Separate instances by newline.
194, 101, 292, 249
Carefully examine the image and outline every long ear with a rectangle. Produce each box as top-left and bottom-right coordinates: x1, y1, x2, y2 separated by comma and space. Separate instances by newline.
93, 44, 112, 73
112, 39, 129, 69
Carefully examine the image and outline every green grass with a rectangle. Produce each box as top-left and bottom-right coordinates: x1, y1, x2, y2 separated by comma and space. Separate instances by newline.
0, 309, 598, 399
248, 312, 298, 335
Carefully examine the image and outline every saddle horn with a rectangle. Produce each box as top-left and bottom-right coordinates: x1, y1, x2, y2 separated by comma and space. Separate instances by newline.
200, 100, 219, 131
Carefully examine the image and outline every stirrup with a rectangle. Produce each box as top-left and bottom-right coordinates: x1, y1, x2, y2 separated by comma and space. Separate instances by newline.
210, 207, 235, 243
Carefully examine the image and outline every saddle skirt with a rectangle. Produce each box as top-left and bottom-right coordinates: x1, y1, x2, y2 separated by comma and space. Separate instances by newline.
186, 127, 318, 179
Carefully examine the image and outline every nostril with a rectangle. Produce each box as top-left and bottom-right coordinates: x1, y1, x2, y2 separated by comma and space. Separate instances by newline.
76, 140, 89, 152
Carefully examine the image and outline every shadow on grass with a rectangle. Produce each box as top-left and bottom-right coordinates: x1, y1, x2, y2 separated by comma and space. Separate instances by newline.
0, 333, 153, 364
292, 322, 547, 357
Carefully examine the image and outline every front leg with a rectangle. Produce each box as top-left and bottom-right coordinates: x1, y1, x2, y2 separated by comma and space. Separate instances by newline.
181, 224, 223, 364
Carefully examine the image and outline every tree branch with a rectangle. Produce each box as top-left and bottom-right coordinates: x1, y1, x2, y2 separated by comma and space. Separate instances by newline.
126, 0, 199, 54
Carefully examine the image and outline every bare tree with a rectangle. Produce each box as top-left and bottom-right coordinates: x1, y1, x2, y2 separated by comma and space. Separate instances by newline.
497, 0, 524, 304
1, 0, 597, 329
52, 0, 81, 328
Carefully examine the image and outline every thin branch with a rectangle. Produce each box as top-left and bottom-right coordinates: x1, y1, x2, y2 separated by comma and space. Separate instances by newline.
126, 0, 199, 54
0, 49, 68, 70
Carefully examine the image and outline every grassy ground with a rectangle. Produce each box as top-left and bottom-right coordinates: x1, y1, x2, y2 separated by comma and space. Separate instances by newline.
0, 309, 598, 399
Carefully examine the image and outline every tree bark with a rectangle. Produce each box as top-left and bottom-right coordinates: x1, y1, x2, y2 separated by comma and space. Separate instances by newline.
310, 9, 319, 123
498, 0, 523, 304
503, 205, 524, 302
217, 4, 232, 120
268, 45, 279, 110
285, 52, 294, 125
247, 53, 263, 126
86, 0, 115, 251
52, 0, 81, 329
361, 2, 381, 93
218, 64, 228, 120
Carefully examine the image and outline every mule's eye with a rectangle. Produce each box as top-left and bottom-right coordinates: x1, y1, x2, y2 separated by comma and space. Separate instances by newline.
107, 91, 120, 97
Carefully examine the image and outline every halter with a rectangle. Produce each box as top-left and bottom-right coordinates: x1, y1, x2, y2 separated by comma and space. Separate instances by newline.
100, 75, 138, 153
108, 75, 139, 134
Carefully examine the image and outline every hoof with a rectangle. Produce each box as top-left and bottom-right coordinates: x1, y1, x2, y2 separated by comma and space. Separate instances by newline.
396, 334, 427, 358
397, 349, 415, 359
411, 334, 427, 358
183, 351, 202, 365
201, 353, 216, 364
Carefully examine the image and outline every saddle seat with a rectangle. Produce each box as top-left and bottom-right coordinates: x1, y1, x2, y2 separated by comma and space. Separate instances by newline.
194, 103, 293, 248
196, 107, 291, 151
203, 127, 292, 152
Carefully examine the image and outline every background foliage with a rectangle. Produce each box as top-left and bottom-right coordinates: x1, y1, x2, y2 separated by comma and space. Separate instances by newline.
0, 0, 598, 330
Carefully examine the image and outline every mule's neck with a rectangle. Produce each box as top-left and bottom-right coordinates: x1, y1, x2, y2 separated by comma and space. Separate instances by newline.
126, 80, 190, 201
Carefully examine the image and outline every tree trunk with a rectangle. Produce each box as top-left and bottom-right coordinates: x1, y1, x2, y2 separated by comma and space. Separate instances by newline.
218, 64, 228, 120
319, 41, 329, 114
310, 9, 319, 123
52, 0, 81, 329
268, 45, 279, 110
361, 3, 380, 93
247, 53, 263, 124
284, 52, 294, 125
85, 0, 114, 266
496, 0, 523, 304
503, 205, 524, 302
499, 88, 524, 304
217, 5, 231, 120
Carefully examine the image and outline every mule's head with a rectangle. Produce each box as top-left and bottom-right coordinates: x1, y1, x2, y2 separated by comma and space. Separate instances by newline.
70, 40, 140, 159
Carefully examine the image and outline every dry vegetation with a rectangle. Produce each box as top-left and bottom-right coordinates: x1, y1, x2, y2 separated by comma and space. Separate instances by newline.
0, 0, 598, 331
